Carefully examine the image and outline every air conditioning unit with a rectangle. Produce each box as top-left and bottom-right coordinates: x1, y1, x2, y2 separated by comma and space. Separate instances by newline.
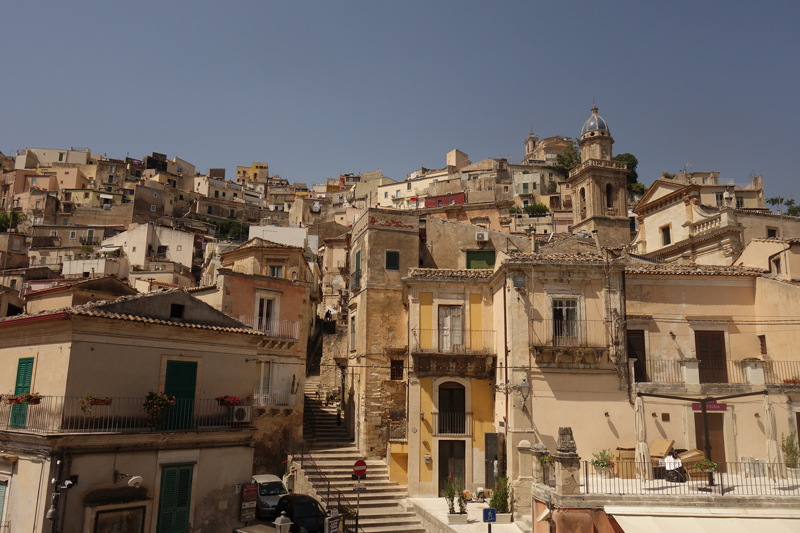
229, 406, 252, 423
476, 232, 489, 242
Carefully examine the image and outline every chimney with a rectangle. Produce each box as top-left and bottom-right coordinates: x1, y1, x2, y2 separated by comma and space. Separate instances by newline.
531, 228, 538, 253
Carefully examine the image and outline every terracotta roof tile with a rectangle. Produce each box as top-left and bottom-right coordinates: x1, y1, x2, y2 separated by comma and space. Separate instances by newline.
407, 268, 494, 281
624, 263, 763, 276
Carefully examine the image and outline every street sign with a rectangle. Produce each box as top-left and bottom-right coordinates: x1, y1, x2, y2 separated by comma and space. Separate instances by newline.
483, 508, 497, 523
240, 482, 258, 522
353, 460, 367, 477
692, 401, 727, 411
353, 483, 367, 492
242, 483, 258, 502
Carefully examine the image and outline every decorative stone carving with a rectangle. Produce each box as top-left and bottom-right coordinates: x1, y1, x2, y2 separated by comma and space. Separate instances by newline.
554, 427, 579, 459
554, 427, 581, 495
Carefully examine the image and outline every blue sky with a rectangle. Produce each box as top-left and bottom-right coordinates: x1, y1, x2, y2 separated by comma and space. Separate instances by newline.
2, 1, 798, 197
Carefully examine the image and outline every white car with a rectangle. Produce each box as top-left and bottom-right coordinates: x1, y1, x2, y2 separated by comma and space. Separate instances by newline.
251, 474, 289, 519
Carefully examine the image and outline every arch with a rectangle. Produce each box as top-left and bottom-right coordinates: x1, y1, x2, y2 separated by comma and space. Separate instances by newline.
606, 183, 614, 209
580, 187, 587, 219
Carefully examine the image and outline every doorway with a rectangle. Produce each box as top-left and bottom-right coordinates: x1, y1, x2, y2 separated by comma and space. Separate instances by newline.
438, 440, 466, 496
438, 306, 463, 353
438, 382, 466, 434
627, 330, 647, 382
694, 412, 727, 472
695, 331, 728, 383
163, 361, 197, 430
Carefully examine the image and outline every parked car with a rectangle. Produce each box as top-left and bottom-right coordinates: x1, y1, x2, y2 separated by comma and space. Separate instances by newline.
252, 474, 289, 519
273, 494, 327, 533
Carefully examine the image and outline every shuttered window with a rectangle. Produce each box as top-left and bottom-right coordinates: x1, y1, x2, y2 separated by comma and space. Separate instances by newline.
0, 480, 7, 522
695, 331, 728, 383
157, 465, 193, 533
385, 251, 400, 270
11, 358, 34, 428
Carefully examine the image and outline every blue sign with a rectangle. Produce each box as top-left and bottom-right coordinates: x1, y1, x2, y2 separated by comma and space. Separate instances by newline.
483, 508, 496, 523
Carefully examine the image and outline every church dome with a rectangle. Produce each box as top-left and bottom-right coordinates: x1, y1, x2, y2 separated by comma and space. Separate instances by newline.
581, 105, 609, 135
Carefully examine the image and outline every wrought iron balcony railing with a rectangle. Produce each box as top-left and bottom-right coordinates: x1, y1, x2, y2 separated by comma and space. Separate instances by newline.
236, 316, 300, 339
410, 329, 495, 355
528, 319, 607, 348
432, 412, 472, 437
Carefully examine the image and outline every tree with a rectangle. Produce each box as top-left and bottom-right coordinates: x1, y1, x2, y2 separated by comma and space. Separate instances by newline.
661, 171, 676, 180
0, 209, 27, 232
524, 203, 549, 215
785, 199, 800, 217
612, 153, 639, 189
554, 138, 581, 175
767, 197, 785, 214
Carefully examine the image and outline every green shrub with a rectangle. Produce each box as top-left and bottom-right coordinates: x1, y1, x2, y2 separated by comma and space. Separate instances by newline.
782, 431, 799, 468
443, 477, 456, 514
489, 476, 509, 513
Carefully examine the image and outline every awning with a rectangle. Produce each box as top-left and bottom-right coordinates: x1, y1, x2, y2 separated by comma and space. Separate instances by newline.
607, 507, 800, 533
99, 194, 114, 199
97, 246, 121, 253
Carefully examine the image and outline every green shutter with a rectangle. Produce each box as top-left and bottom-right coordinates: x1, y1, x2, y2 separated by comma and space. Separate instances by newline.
163, 361, 197, 430
0, 480, 6, 521
11, 358, 34, 428
386, 251, 400, 270
355, 250, 361, 272
466, 251, 496, 269
158, 465, 193, 533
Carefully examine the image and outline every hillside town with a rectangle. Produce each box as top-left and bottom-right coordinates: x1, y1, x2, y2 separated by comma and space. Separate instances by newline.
3, 106, 800, 532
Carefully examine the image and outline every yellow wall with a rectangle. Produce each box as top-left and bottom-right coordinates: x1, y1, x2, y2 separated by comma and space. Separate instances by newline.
471, 379, 494, 451
419, 377, 433, 483
389, 442, 409, 485
420, 292, 433, 349
469, 293, 482, 349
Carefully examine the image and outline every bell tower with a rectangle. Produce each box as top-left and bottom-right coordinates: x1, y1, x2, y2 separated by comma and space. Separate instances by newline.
524, 129, 539, 160
567, 105, 631, 246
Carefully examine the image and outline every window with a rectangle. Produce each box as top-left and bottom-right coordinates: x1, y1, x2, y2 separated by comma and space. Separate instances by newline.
214, 190, 219, 198
63, 218, 69, 225
31, 177, 37, 186
773, 258, 782, 275
759, 335, 767, 355
661, 225, 671, 246
407, 183, 411, 190
229, 209, 235, 218
179, 194, 184, 200
466, 250, 495, 269
170, 304, 185, 319
84, 192, 89, 199
450, 198, 455, 205
437, 200, 442, 207
207, 206, 213, 215
390, 359, 404, 381
150, 204, 156, 211
523, 199, 529, 206
350, 314, 356, 350
106, 186, 112, 192
552, 299, 578, 343
50, 230, 57, 236
153, 192, 158, 198
736, 196, 744, 208
385, 192, 388, 198
58, 153, 64, 161
386, 251, 400, 270
606, 183, 614, 208
767, 228, 778, 239
504, 186, 509, 193
716, 192, 724, 207
695, 331, 727, 383
108, 175, 114, 184
35, 200, 41, 208
269, 265, 283, 277
69, 231, 76, 239
522, 183, 529, 194
176, 245, 182, 251
157, 465, 193, 531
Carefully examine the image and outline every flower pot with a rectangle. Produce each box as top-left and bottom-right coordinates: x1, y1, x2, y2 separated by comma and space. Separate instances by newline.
495, 513, 513, 523
6, 397, 22, 405
90, 398, 112, 406
784, 380, 800, 385
25, 398, 41, 405
447, 513, 469, 524
594, 466, 613, 478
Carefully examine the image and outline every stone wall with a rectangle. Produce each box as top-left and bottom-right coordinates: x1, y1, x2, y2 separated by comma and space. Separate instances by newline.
320, 330, 346, 392
252, 408, 303, 476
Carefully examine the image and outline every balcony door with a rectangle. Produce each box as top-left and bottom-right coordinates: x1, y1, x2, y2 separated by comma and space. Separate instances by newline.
11, 357, 34, 429
163, 361, 197, 430
627, 330, 648, 382
694, 412, 727, 472
438, 382, 465, 434
695, 331, 727, 383
438, 306, 463, 353
256, 296, 276, 335
552, 299, 578, 346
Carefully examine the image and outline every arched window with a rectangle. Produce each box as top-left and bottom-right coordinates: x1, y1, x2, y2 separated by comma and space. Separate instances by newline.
438, 381, 466, 434
580, 188, 587, 219
606, 183, 614, 209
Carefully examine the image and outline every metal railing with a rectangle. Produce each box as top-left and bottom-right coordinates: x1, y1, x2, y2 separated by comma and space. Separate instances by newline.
410, 329, 495, 355
0, 396, 253, 434
634, 359, 682, 383
529, 319, 607, 348
388, 419, 407, 442
295, 442, 364, 533
699, 360, 746, 384
236, 315, 300, 339
764, 361, 800, 384
253, 387, 296, 407
350, 270, 361, 291
582, 461, 800, 496
432, 412, 472, 436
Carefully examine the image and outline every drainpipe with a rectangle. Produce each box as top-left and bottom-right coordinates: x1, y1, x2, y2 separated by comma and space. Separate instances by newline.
502, 274, 509, 477
56, 452, 72, 533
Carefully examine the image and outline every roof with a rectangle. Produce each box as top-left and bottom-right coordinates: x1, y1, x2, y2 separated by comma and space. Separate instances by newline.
230, 237, 303, 252
507, 251, 609, 265
25, 275, 138, 299
624, 263, 763, 276
581, 105, 609, 134
406, 268, 494, 281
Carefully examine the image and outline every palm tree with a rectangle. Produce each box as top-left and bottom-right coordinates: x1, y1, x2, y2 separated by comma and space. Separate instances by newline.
0, 208, 27, 232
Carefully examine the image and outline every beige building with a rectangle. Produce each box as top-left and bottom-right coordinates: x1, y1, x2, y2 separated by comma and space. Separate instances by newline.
0, 290, 267, 532
101, 223, 197, 272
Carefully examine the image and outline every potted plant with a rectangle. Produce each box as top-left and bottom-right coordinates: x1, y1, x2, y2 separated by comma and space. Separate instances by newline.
80, 394, 112, 415
143, 390, 175, 428
443, 477, 465, 524
5, 395, 22, 405
489, 476, 512, 522
457, 479, 468, 515
539, 454, 555, 468
591, 449, 615, 478
782, 431, 799, 476
215, 395, 241, 407
695, 459, 719, 474
19, 392, 42, 405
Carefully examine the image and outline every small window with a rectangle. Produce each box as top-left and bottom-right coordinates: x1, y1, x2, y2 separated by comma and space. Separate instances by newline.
407, 183, 411, 190
106, 186, 112, 192
50, 230, 57, 236
63, 218, 69, 225
269, 265, 283, 277
716, 192, 724, 207
84, 192, 89, 199
390, 360, 404, 381
108, 175, 114, 184
153, 192, 158, 198
386, 251, 400, 270
207, 206, 213, 215
150, 204, 156, 211
229, 209, 235, 218
214, 190, 219, 198
132, 247, 136, 252
759, 335, 767, 355
58, 153, 64, 162
661, 226, 671, 246
450, 199, 455, 205
767, 228, 778, 239
523, 183, 529, 193
773, 258, 782, 275
504, 186, 509, 193
437, 200, 442, 207
350, 314, 356, 351
736, 196, 744, 209
179, 194, 184, 200
170, 304, 185, 319
69, 231, 76, 239
384, 192, 388, 198
176, 245, 182, 251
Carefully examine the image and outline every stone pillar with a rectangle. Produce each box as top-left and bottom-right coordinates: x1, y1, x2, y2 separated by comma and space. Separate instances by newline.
517, 440, 533, 480
743, 358, 766, 385
628, 358, 638, 385
513, 440, 534, 524
681, 358, 700, 385
553, 427, 581, 495
531, 443, 549, 484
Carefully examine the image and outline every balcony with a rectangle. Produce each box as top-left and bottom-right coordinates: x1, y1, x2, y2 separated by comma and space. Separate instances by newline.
529, 319, 607, 348
432, 412, 473, 437
236, 316, 300, 340
633, 358, 800, 388
0, 396, 254, 435
350, 270, 361, 291
410, 329, 495, 355
387, 419, 407, 442
253, 386, 296, 407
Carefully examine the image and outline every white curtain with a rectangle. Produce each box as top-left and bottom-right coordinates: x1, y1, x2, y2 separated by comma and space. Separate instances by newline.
765, 394, 787, 480
635, 396, 653, 480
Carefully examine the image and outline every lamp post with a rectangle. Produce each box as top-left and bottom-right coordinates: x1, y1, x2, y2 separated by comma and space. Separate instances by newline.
273, 510, 293, 533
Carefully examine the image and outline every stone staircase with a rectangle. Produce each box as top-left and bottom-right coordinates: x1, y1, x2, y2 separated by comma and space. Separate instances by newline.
300, 375, 426, 533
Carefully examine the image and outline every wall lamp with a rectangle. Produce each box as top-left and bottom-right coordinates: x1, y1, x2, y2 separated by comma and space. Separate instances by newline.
520, 379, 531, 404
420, 411, 425, 421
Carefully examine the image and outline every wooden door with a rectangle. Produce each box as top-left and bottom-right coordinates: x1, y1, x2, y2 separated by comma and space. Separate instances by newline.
695, 412, 727, 472
438, 440, 466, 496
695, 331, 727, 383
438, 306, 462, 353
627, 330, 647, 382
164, 361, 197, 430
